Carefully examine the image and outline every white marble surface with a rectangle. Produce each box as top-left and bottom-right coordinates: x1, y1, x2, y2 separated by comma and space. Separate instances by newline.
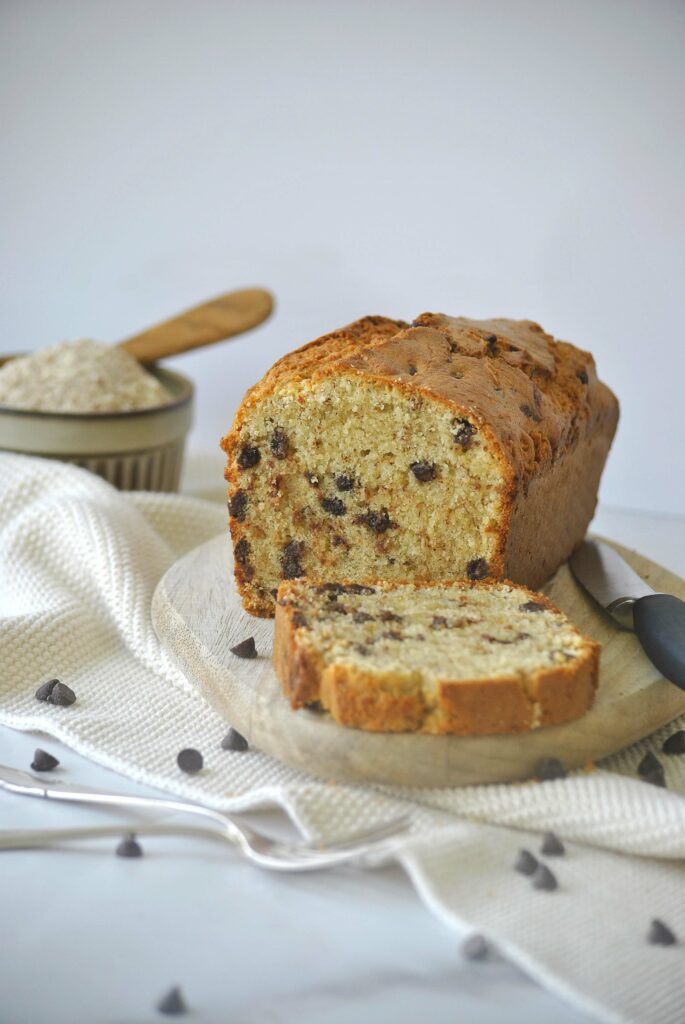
1, 490, 683, 1024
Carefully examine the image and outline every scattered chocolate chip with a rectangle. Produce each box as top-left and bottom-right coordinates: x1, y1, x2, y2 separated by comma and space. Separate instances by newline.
540, 832, 565, 856
378, 609, 403, 623
270, 428, 289, 460
237, 445, 260, 469
532, 864, 558, 891
228, 490, 248, 522
520, 600, 546, 613
410, 460, 436, 483
35, 678, 60, 702
157, 986, 188, 1016
520, 403, 542, 422
576, 369, 589, 385
292, 612, 308, 629
466, 558, 489, 581
407, 365, 417, 376
322, 497, 346, 516
335, 474, 355, 491
177, 748, 203, 774
535, 757, 567, 781
281, 540, 305, 579
230, 637, 257, 658
453, 418, 475, 448
431, 615, 448, 629
647, 919, 677, 946
234, 538, 251, 566
637, 751, 663, 778
461, 933, 489, 960
30, 748, 59, 772
644, 770, 667, 788
353, 611, 375, 623
353, 644, 370, 656
116, 833, 143, 858
662, 730, 685, 755
48, 682, 77, 707
485, 333, 498, 355
343, 584, 376, 595
221, 728, 249, 752
514, 849, 538, 876
357, 509, 392, 534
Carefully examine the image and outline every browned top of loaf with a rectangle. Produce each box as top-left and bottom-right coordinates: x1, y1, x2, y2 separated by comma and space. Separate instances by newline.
226, 313, 619, 484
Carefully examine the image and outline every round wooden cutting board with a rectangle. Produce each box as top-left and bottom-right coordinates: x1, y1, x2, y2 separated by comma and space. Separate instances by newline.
152, 534, 685, 787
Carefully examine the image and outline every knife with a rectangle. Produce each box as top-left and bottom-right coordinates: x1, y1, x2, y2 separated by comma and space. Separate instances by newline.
570, 539, 685, 691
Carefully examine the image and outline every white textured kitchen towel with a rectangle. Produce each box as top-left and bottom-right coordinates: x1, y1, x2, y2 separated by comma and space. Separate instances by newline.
1, 453, 683, 1024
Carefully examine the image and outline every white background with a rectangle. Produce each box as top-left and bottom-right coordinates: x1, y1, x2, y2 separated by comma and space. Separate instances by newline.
2, 0, 684, 514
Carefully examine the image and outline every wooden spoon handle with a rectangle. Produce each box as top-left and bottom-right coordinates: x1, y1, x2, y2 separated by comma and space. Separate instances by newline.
118, 287, 274, 362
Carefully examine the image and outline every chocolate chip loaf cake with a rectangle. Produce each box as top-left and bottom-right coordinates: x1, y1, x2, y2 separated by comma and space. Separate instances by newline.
274, 579, 600, 734
221, 314, 618, 617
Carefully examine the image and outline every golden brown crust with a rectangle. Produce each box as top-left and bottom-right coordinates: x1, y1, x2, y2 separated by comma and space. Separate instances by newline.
222, 313, 619, 617
273, 578, 600, 736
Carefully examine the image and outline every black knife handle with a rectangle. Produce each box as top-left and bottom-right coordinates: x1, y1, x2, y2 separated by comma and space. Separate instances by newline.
633, 594, 685, 691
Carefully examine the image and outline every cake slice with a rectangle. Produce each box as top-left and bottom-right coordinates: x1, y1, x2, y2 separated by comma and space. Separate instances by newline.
221, 313, 618, 618
274, 578, 600, 735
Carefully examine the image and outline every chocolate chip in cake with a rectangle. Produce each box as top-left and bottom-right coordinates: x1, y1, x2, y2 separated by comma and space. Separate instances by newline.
30, 748, 59, 772
520, 403, 542, 423
292, 612, 309, 629
116, 833, 143, 858
453, 418, 475, 448
461, 933, 489, 960
234, 538, 251, 566
222, 727, 249, 752
407, 365, 418, 376
270, 427, 289, 460
281, 540, 305, 579
431, 615, 448, 629
228, 490, 248, 522
35, 678, 60, 702
237, 445, 261, 469
357, 509, 392, 533
177, 748, 203, 774
540, 831, 565, 856
322, 497, 346, 517
485, 333, 498, 355
514, 849, 538, 876
381, 630, 404, 641
230, 636, 257, 659
354, 644, 370, 656
335, 474, 355, 492
317, 582, 346, 595
662, 730, 685, 755
576, 369, 589, 385
647, 919, 677, 946
157, 985, 188, 1016
343, 584, 376, 595
378, 609, 403, 623
449, 342, 458, 353
48, 682, 77, 707
520, 600, 546, 613
532, 864, 558, 891
466, 558, 489, 581
637, 751, 663, 778
410, 461, 436, 483
304, 472, 320, 487
353, 611, 375, 623
535, 757, 567, 781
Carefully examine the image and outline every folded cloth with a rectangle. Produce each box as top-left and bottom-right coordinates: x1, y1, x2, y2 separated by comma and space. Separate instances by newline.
1, 453, 683, 1024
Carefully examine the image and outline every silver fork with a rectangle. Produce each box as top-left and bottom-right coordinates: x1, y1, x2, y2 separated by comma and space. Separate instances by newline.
0, 765, 409, 872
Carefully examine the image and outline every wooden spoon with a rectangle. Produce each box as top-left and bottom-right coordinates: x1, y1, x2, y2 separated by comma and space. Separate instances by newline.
118, 287, 273, 362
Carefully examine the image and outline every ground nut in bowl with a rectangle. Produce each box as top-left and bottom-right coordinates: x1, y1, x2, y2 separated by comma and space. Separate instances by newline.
0, 341, 193, 492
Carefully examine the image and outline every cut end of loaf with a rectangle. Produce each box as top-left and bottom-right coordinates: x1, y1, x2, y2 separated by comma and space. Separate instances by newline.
274, 578, 600, 735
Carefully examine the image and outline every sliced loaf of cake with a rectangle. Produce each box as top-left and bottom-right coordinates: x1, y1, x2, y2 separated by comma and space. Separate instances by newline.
274, 578, 600, 735
221, 314, 618, 617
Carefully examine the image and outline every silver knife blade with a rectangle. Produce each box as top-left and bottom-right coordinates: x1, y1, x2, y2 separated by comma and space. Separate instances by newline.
569, 539, 660, 629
